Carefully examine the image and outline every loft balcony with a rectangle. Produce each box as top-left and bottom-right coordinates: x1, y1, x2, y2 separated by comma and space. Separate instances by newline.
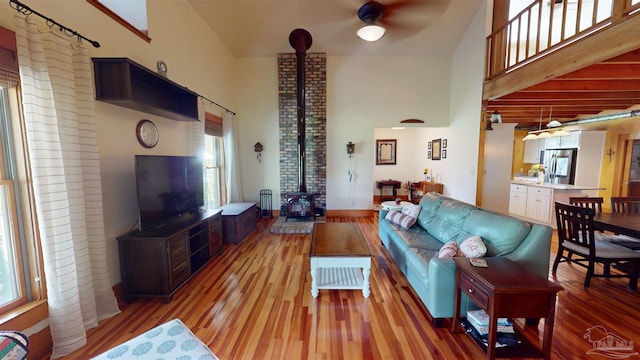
483, 0, 640, 128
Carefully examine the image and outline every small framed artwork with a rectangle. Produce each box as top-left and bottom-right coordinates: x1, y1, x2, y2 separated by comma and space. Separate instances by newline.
376, 139, 397, 165
431, 138, 442, 160
443, 139, 447, 148
443, 149, 447, 159
428, 151, 432, 159
428, 141, 432, 150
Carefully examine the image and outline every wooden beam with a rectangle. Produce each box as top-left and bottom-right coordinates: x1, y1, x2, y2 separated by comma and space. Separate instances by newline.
483, 14, 640, 100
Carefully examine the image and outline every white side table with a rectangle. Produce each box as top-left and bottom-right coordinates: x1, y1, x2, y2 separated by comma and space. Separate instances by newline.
381, 201, 413, 211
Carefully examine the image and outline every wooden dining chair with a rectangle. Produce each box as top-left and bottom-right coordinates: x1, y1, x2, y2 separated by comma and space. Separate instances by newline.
611, 197, 640, 213
568, 197, 603, 213
553, 202, 640, 289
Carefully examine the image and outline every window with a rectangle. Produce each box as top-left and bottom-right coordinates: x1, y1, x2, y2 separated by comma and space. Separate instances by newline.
204, 135, 225, 209
87, 0, 150, 42
204, 113, 225, 209
0, 87, 35, 313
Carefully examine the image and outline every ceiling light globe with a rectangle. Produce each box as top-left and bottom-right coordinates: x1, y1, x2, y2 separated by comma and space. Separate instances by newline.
357, 25, 386, 42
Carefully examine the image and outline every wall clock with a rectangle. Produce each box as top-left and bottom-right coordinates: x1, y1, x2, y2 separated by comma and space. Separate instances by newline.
136, 119, 159, 148
156, 60, 168, 77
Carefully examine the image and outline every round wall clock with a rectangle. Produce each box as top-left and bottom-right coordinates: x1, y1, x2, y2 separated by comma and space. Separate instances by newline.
156, 60, 168, 77
136, 119, 159, 148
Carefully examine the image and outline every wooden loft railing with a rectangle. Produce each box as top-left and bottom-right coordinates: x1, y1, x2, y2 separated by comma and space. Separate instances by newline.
486, 0, 640, 80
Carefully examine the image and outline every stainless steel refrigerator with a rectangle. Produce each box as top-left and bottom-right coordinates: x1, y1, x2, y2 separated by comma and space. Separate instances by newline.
543, 148, 578, 184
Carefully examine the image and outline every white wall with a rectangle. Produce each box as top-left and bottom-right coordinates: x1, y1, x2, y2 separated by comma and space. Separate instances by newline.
0, 0, 237, 285
0, 0, 489, 286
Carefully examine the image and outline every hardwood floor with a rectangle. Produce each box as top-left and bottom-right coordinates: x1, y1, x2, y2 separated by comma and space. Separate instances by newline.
58, 216, 640, 359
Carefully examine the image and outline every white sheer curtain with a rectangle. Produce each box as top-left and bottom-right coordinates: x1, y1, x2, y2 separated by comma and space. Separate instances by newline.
223, 111, 243, 202
15, 15, 119, 358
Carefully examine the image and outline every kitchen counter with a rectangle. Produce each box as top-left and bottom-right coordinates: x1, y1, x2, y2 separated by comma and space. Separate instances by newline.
509, 181, 605, 228
510, 180, 605, 191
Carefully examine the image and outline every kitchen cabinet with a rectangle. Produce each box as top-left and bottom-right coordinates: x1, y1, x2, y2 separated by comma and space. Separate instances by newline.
544, 131, 580, 149
509, 182, 602, 227
508, 184, 527, 216
523, 138, 544, 163
525, 186, 552, 223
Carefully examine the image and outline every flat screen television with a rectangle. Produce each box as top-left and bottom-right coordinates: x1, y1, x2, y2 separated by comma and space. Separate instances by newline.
134, 155, 204, 231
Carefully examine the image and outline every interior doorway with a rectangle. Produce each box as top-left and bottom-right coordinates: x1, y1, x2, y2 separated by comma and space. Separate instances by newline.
623, 139, 640, 196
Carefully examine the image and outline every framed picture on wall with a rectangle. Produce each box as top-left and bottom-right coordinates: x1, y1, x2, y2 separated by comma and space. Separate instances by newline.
443, 139, 447, 148
428, 151, 432, 159
376, 139, 397, 165
428, 141, 432, 150
443, 149, 447, 159
432, 138, 442, 160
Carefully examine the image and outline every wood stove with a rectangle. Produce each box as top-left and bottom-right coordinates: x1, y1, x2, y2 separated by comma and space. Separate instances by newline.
285, 192, 314, 221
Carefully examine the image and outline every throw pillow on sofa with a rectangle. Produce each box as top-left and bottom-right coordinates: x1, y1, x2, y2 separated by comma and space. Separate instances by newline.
385, 210, 417, 229
401, 204, 421, 218
438, 240, 457, 258
457, 235, 487, 257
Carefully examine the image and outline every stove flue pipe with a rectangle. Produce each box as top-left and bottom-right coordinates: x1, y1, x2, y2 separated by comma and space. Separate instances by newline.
288, 29, 312, 193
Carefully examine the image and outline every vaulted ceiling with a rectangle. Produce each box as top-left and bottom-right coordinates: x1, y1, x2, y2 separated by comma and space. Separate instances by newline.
185, 0, 640, 130
187, 0, 483, 57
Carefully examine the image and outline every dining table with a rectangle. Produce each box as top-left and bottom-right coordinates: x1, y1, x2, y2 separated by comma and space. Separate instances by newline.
593, 212, 640, 248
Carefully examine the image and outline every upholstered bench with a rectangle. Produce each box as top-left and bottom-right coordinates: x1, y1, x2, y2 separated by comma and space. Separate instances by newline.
92, 319, 218, 359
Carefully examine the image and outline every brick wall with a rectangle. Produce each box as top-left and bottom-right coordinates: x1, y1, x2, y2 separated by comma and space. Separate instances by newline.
278, 53, 326, 213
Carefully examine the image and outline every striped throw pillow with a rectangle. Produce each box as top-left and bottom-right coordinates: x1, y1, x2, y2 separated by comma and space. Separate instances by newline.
385, 210, 417, 229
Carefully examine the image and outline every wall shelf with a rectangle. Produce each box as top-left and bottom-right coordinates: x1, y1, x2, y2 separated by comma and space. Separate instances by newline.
92, 57, 199, 121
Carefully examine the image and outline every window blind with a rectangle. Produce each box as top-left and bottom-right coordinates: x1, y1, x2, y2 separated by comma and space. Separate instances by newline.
0, 26, 19, 88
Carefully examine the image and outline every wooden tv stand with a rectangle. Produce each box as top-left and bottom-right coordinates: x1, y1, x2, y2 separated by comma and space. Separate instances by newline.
117, 208, 222, 303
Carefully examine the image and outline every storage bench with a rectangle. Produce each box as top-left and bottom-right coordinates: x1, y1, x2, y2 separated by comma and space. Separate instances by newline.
221, 202, 257, 245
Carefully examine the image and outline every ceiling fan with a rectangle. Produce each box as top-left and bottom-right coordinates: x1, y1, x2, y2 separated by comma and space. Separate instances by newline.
355, 0, 448, 42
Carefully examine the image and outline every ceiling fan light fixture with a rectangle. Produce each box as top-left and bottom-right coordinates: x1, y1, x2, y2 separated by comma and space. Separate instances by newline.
357, 24, 386, 41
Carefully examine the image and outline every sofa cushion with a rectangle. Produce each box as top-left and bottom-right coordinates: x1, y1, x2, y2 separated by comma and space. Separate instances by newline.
387, 222, 441, 252
402, 204, 422, 218
405, 247, 438, 279
426, 199, 474, 244
457, 235, 487, 257
385, 210, 417, 229
416, 193, 445, 229
459, 209, 531, 256
438, 241, 457, 258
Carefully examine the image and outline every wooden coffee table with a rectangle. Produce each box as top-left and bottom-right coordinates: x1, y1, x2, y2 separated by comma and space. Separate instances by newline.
451, 257, 563, 360
308, 223, 372, 298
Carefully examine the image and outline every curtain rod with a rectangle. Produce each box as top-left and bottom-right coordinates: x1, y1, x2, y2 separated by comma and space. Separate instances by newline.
9, 0, 101, 48
200, 95, 236, 116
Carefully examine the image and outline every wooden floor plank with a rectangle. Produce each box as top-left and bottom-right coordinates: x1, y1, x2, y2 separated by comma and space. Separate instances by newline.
54, 216, 640, 359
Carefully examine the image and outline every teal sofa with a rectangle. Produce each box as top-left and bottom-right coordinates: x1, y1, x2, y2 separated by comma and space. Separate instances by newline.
378, 193, 552, 326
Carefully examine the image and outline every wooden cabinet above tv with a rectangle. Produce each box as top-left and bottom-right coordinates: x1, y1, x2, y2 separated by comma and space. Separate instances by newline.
92, 58, 199, 121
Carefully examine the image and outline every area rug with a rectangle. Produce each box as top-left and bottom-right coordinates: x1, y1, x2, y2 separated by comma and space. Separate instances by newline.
91, 319, 218, 360
269, 216, 326, 234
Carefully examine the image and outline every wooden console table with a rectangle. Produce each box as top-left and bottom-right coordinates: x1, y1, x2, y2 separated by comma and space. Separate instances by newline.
451, 257, 562, 360
376, 180, 402, 201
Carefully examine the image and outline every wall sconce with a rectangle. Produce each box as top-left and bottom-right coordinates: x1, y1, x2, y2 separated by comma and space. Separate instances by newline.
346, 141, 355, 158
254, 142, 263, 163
